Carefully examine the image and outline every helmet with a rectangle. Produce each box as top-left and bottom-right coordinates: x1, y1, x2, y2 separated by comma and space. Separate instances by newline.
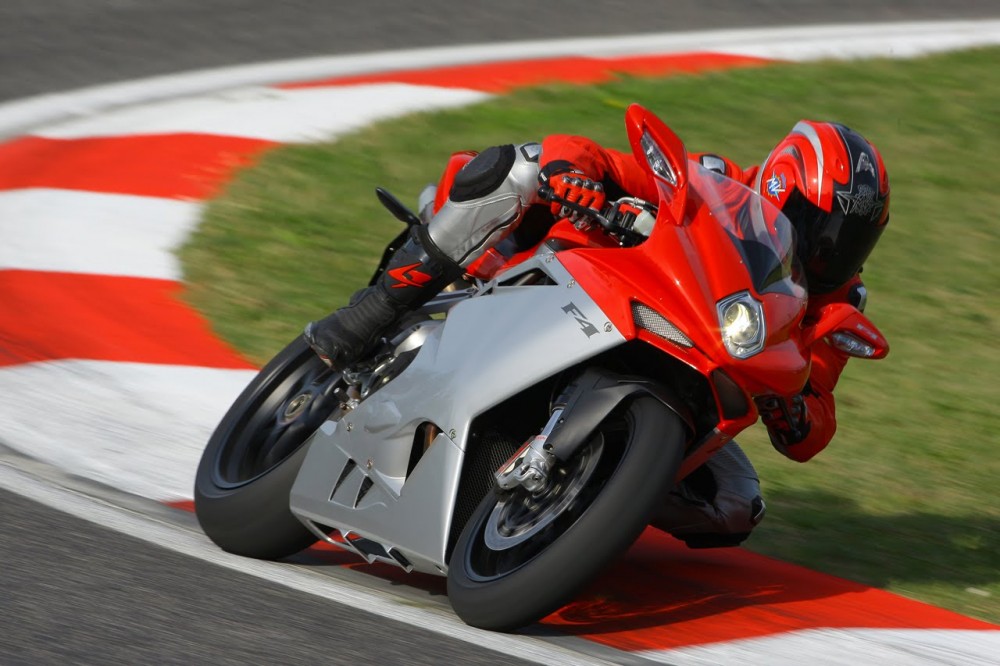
756, 121, 890, 294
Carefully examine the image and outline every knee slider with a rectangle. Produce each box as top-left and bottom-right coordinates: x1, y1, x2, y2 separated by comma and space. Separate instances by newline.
449, 144, 517, 202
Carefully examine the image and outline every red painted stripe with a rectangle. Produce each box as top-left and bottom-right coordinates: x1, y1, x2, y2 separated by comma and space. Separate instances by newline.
542, 528, 997, 650
0, 134, 276, 199
278, 52, 773, 93
165, 498, 994, 646
0, 270, 255, 368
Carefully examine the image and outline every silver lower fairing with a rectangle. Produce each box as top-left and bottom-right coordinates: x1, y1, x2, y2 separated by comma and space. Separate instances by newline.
289, 253, 624, 574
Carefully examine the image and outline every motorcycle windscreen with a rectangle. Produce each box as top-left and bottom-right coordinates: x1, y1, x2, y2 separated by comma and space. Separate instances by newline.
689, 163, 807, 299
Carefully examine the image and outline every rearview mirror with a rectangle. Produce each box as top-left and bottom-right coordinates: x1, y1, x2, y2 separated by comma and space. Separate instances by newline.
802, 303, 889, 359
624, 104, 688, 225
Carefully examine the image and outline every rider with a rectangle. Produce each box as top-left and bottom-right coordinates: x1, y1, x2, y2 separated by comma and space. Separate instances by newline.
304, 119, 891, 548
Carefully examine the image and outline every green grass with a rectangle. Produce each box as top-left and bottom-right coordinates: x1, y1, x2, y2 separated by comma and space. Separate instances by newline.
180, 47, 1000, 623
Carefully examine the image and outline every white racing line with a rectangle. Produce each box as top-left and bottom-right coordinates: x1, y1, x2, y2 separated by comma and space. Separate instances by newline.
1, 20, 999, 665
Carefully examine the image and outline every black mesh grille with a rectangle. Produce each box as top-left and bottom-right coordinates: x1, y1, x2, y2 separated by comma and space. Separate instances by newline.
446, 430, 519, 559
632, 302, 693, 348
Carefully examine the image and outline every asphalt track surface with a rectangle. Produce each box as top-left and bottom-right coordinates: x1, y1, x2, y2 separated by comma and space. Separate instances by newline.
1, 485, 528, 665
3, 2, 1000, 664
5, 0, 1000, 103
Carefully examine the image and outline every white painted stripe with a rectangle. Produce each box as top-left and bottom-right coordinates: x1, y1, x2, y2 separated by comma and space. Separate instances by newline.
34, 84, 489, 142
639, 627, 1000, 665
0, 463, 612, 666
0, 360, 257, 500
0, 189, 201, 279
2, 20, 999, 138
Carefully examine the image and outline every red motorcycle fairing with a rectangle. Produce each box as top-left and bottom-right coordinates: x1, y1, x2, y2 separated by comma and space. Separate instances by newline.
491, 105, 813, 478
558, 173, 810, 379
556, 233, 805, 479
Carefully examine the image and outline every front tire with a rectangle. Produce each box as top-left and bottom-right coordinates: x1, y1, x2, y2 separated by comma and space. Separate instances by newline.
195, 335, 343, 560
447, 396, 684, 631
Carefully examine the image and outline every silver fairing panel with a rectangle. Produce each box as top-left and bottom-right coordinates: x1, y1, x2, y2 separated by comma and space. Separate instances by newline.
289, 254, 624, 574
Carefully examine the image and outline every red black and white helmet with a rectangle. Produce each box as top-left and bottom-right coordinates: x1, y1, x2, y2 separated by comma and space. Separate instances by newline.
756, 121, 890, 293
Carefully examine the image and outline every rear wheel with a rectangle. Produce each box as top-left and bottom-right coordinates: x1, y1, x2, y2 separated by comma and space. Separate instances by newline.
447, 396, 684, 631
195, 335, 343, 560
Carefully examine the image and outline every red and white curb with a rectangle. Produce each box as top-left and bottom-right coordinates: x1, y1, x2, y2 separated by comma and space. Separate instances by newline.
1, 21, 998, 664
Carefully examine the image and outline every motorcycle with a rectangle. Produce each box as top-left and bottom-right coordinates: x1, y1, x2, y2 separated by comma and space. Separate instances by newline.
194, 104, 889, 631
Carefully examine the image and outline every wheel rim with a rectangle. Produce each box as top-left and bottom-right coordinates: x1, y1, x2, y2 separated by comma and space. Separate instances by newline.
484, 434, 604, 550
464, 414, 631, 582
215, 351, 342, 488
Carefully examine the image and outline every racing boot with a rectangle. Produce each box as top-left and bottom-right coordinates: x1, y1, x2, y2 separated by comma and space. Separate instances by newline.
303, 225, 463, 368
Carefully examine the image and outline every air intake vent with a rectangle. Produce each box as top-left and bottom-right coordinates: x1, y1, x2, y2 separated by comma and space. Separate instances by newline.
354, 476, 374, 508
632, 302, 693, 348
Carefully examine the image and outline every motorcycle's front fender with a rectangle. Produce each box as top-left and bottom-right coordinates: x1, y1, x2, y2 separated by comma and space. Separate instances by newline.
545, 367, 694, 462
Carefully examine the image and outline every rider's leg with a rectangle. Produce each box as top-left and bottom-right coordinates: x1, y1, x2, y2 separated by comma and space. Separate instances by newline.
651, 440, 767, 548
304, 143, 542, 367
303, 223, 462, 367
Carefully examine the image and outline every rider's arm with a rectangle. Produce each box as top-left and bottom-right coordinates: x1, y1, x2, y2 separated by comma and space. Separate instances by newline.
767, 275, 867, 462
772, 346, 845, 462
540, 135, 656, 200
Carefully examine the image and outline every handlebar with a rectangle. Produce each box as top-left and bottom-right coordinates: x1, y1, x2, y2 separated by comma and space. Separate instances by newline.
537, 186, 653, 247
537, 185, 613, 230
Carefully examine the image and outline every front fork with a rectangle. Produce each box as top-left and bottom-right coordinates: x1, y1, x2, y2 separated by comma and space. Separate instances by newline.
494, 408, 563, 494
494, 368, 695, 494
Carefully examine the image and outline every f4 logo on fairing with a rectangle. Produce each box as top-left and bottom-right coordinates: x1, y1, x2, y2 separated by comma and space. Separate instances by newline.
563, 302, 599, 338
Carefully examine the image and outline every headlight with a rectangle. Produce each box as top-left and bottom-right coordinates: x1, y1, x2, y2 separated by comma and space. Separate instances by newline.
717, 292, 766, 358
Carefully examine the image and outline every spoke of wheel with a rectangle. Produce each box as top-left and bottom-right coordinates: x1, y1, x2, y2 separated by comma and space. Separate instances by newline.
241, 390, 286, 445
253, 374, 341, 478
261, 420, 307, 469
245, 422, 288, 477
477, 435, 606, 572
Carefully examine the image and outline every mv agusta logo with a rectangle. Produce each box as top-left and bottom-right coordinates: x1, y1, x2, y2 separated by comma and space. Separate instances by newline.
563, 302, 599, 338
765, 171, 786, 199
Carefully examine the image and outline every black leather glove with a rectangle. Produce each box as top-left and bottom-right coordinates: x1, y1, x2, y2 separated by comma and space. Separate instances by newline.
756, 393, 811, 449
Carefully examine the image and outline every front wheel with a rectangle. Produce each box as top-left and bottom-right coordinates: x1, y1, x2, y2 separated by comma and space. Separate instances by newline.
195, 335, 343, 560
447, 396, 685, 631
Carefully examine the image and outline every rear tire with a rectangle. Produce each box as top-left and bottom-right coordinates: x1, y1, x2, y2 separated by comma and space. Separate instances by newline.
195, 335, 343, 560
447, 396, 684, 631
